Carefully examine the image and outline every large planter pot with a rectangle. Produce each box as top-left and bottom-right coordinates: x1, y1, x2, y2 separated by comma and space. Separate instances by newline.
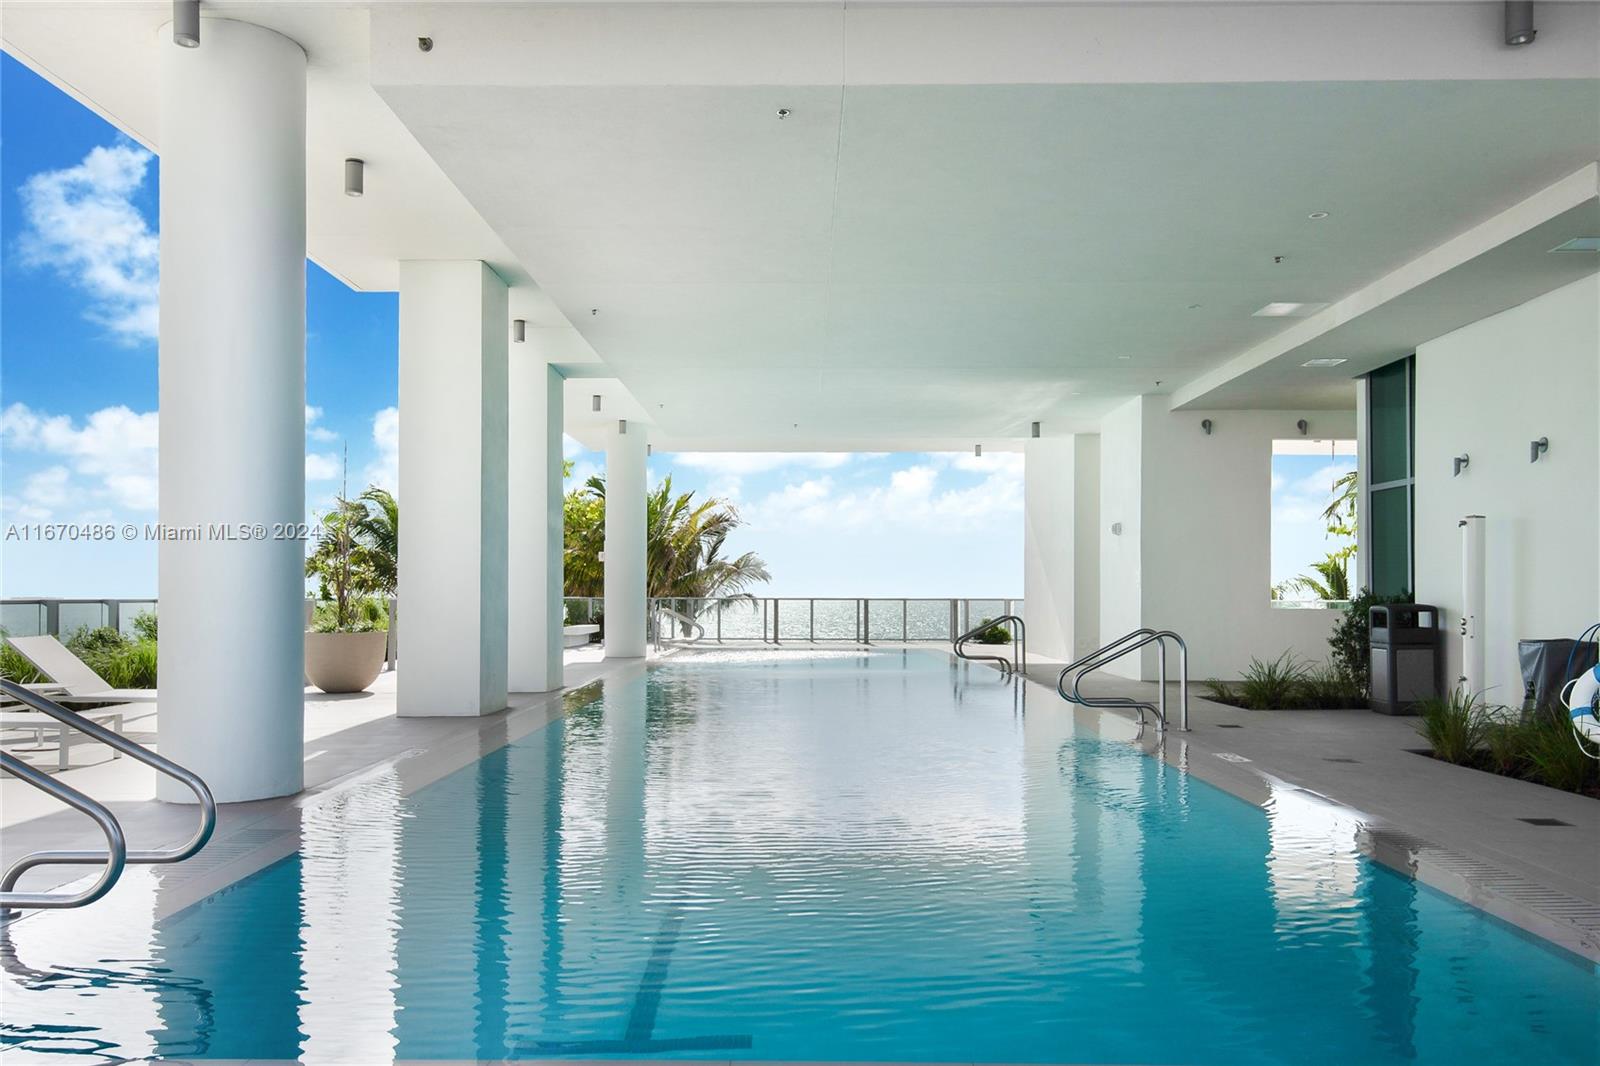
304, 630, 387, 694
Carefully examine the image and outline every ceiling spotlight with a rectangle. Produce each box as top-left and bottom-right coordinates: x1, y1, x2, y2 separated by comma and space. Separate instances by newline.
591, 394, 602, 412
619, 419, 628, 435
417, 36, 433, 53
1302, 357, 1347, 368
647, 443, 653, 456
1308, 211, 1329, 220
1254, 302, 1327, 318
343, 158, 365, 197
1297, 419, 1309, 436
1030, 421, 1041, 439
1551, 237, 1600, 252
173, 0, 200, 47
512, 319, 526, 343
1505, 1, 1536, 46
974, 444, 983, 457
777, 108, 792, 119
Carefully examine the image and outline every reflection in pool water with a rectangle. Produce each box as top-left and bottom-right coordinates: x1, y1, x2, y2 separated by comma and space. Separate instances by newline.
3, 652, 1596, 1063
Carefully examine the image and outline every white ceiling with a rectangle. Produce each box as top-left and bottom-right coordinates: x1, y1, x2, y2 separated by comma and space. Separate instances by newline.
5, 2, 1599, 448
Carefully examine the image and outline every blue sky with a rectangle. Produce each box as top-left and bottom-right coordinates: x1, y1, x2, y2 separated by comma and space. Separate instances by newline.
0, 53, 1029, 600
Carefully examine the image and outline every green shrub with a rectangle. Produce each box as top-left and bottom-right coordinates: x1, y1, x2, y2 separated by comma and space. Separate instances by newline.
1328, 587, 1411, 687
102, 640, 159, 689
0, 632, 45, 684
971, 618, 1012, 645
1417, 690, 1488, 765
1483, 718, 1533, 778
1239, 652, 1309, 709
310, 596, 389, 634
1300, 661, 1367, 707
1201, 677, 1233, 703
1520, 711, 1600, 794
131, 611, 158, 642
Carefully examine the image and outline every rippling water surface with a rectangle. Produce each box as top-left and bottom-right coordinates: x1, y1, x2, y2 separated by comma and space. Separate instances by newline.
3, 651, 1597, 1063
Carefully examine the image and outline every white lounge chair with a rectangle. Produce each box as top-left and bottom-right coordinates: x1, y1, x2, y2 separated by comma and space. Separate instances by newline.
4, 635, 159, 705
0, 702, 125, 770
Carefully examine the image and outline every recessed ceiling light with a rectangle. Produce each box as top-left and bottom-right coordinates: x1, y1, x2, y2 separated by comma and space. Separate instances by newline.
1254, 301, 1328, 318
1550, 237, 1600, 252
1302, 358, 1347, 368
1117, 355, 1132, 360
1307, 211, 1329, 220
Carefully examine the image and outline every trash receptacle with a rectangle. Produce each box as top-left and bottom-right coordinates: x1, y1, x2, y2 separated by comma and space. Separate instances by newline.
1370, 604, 1441, 716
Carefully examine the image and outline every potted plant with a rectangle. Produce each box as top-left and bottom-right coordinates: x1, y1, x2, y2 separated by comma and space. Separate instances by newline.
972, 618, 1013, 645
304, 494, 387, 693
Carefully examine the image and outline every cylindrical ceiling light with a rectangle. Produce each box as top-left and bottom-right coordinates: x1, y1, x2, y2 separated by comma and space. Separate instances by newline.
619, 419, 628, 435
647, 444, 653, 456
1030, 421, 1041, 439
173, 0, 200, 48
974, 444, 983, 457
344, 158, 364, 197
591, 394, 602, 413
1505, 1, 1536, 46
512, 319, 526, 343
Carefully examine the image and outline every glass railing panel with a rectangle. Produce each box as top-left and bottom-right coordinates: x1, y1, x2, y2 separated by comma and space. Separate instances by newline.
714, 599, 765, 641
58, 602, 109, 637
866, 599, 906, 642
775, 599, 811, 642
810, 599, 857, 641
905, 600, 952, 641
118, 602, 157, 638
0, 602, 46, 638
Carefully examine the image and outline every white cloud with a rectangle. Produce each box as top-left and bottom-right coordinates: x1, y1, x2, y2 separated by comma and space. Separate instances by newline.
363, 406, 399, 492
670, 452, 856, 475
305, 405, 337, 443
17, 143, 159, 343
305, 452, 341, 482
22, 466, 72, 510
562, 433, 584, 460
742, 454, 1022, 535
2, 402, 159, 511
942, 451, 1025, 475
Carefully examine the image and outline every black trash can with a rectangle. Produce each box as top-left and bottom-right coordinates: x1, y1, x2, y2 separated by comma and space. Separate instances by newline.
1370, 604, 1442, 716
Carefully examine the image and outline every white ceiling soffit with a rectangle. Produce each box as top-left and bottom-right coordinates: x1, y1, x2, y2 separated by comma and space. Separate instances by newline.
1173, 165, 1600, 410
371, 2, 1599, 441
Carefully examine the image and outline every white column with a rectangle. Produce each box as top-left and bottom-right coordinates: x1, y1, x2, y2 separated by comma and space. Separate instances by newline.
397, 261, 509, 716
603, 422, 648, 658
158, 18, 306, 803
508, 359, 564, 691
1023, 434, 1100, 663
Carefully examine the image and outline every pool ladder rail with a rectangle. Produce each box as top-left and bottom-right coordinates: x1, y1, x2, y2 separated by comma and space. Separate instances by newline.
1057, 629, 1190, 732
0, 679, 216, 918
954, 614, 1026, 679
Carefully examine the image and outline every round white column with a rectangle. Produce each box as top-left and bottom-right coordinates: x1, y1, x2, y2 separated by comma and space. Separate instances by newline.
158, 18, 307, 802
603, 423, 648, 658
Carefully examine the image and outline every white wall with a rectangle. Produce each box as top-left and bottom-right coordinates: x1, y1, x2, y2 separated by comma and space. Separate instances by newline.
1414, 274, 1600, 704
1024, 434, 1100, 662
1100, 396, 1356, 681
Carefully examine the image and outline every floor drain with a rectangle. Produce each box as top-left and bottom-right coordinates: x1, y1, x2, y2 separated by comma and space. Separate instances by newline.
1215, 723, 1243, 729
1323, 757, 1360, 763
1517, 817, 1574, 827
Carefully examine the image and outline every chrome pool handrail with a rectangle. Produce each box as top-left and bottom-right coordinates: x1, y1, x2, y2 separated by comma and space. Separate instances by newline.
1056, 629, 1190, 732
0, 680, 216, 916
954, 614, 1026, 678
0, 751, 127, 912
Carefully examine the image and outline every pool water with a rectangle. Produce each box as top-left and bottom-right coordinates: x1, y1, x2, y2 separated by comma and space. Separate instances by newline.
3, 651, 1597, 1063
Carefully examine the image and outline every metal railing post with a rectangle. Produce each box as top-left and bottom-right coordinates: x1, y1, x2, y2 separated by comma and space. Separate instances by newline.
809, 599, 815, 643
901, 599, 908, 642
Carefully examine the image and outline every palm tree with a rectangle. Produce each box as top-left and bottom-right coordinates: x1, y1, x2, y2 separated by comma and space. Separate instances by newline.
1286, 553, 1351, 602
563, 474, 770, 601
357, 486, 399, 596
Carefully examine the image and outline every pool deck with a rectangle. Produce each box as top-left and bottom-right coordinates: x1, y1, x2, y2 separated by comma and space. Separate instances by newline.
2, 643, 1597, 964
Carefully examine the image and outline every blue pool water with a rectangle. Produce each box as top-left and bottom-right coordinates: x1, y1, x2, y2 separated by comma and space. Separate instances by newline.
3, 651, 1597, 1063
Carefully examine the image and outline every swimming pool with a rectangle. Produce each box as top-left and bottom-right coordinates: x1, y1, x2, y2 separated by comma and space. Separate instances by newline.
3, 651, 1596, 1062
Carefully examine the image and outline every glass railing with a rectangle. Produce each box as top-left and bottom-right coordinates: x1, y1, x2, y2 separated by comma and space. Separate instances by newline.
610, 597, 1024, 644
0, 598, 158, 640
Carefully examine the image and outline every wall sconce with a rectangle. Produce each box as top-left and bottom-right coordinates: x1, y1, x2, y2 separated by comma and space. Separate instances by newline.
343, 158, 364, 197
1201, 419, 1213, 435
1030, 421, 1041, 439
1453, 454, 1470, 477
1296, 419, 1309, 436
591, 394, 602, 413
1529, 437, 1549, 463
511, 319, 525, 343
173, 0, 200, 48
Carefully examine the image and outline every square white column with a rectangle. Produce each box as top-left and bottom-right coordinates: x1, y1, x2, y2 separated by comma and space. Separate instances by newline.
1024, 434, 1100, 663
398, 261, 509, 716
603, 422, 648, 658
508, 359, 564, 691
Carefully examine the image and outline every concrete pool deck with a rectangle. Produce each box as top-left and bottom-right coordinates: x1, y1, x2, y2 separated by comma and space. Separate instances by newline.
2, 645, 1596, 963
